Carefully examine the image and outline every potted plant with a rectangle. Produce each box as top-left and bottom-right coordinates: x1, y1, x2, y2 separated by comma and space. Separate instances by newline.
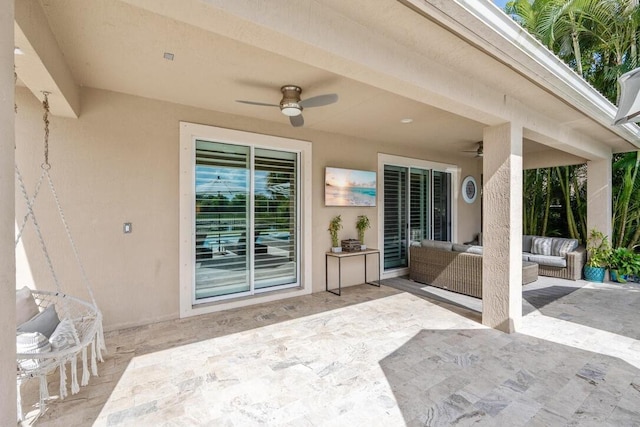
328, 215, 343, 253
608, 247, 640, 283
355, 215, 371, 250
584, 229, 611, 283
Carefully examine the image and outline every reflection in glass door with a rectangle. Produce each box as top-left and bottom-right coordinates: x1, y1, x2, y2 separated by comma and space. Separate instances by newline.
195, 141, 250, 300
254, 148, 297, 290
410, 168, 430, 245
433, 171, 451, 241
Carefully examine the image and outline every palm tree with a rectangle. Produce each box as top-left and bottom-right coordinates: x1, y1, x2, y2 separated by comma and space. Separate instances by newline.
508, 1, 640, 249
586, 0, 640, 102
506, 0, 599, 77
612, 151, 640, 247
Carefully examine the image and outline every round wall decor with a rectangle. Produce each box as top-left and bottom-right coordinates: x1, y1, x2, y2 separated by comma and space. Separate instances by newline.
462, 176, 477, 204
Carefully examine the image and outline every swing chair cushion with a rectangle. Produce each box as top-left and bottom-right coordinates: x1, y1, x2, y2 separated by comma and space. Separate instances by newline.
17, 305, 60, 338
16, 286, 39, 326
50, 319, 80, 351
16, 331, 52, 371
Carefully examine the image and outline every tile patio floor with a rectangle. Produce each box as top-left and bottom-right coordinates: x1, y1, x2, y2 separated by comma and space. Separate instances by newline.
20, 277, 640, 426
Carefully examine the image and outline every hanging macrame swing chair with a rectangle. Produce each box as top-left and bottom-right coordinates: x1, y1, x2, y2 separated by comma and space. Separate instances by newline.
15, 93, 106, 420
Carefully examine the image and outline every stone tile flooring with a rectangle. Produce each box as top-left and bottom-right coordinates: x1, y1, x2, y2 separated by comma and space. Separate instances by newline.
20, 277, 640, 426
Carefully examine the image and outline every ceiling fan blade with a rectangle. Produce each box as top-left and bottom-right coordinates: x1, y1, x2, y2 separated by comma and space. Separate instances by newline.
236, 100, 279, 107
299, 93, 338, 108
290, 114, 304, 127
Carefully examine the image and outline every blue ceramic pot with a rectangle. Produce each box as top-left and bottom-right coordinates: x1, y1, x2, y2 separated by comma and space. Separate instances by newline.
584, 266, 606, 283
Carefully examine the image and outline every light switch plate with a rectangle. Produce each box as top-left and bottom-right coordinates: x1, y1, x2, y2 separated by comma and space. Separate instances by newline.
123, 222, 132, 234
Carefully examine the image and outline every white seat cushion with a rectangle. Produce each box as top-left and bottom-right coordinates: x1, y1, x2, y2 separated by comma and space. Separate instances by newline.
16, 286, 39, 327
528, 254, 567, 268
17, 305, 60, 338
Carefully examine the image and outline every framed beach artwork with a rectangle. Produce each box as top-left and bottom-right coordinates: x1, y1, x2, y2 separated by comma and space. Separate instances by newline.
325, 167, 377, 207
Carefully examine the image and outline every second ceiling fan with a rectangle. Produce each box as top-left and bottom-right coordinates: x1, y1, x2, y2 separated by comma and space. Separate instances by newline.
463, 141, 483, 158
236, 85, 338, 127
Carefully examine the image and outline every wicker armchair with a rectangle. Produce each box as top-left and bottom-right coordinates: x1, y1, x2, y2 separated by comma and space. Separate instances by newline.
409, 246, 483, 298
536, 246, 586, 280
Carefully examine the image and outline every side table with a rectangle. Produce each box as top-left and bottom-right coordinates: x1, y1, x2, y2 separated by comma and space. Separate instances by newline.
325, 248, 381, 296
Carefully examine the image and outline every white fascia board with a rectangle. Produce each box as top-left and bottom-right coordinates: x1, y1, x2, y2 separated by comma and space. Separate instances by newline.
400, 0, 640, 149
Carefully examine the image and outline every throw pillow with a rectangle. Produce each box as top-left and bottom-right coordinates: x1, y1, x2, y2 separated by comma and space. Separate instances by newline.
16, 331, 52, 371
551, 238, 579, 257
50, 319, 80, 351
531, 237, 553, 256
16, 286, 39, 327
17, 305, 60, 338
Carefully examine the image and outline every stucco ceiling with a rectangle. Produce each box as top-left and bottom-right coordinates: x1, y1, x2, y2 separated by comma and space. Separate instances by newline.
15, 0, 634, 162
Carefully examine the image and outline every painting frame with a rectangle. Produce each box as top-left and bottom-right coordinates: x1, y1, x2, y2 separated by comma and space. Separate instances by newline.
324, 167, 377, 207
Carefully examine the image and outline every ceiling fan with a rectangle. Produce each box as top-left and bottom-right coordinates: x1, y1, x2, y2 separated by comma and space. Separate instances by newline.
236, 85, 338, 127
463, 141, 483, 158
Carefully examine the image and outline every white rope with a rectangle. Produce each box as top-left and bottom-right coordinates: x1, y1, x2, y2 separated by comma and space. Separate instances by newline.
39, 375, 49, 401
59, 361, 67, 400
17, 382, 23, 422
71, 357, 79, 394
81, 347, 89, 386
91, 341, 98, 377
45, 169, 99, 307
15, 167, 46, 246
96, 314, 106, 360
14, 164, 62, 292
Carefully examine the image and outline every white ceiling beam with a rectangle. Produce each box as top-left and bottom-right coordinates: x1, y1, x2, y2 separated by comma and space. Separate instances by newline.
14, 0, 80, 118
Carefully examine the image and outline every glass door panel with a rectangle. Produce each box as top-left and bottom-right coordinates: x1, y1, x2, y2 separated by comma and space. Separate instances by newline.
410, 168, 430, 245
384, 165, 407, 269
254, 148, 298, 290
433, 171, 451, 241
195, 141, 250, 300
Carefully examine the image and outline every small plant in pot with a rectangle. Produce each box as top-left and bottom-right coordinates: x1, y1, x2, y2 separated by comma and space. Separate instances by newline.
328, 215, 343, 253
355, 215, 371, 250
608, 247, 640, 283
584, 229, 611, 283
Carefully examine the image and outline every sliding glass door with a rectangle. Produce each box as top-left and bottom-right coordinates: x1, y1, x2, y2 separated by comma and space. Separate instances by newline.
194, 140, 298, 302
383, 164, 452, 271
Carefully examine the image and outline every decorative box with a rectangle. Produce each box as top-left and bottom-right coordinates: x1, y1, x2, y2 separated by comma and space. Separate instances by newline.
341, 239, 361, 252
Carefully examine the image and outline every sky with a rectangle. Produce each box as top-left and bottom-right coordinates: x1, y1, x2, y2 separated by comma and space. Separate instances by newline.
493, 0, 508, 9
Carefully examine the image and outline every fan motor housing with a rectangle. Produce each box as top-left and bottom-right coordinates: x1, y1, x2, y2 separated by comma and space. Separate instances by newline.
280, 85, 302, 116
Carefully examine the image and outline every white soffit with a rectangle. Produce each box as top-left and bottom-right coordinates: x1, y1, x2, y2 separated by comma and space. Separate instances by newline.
399, 0, 640, 150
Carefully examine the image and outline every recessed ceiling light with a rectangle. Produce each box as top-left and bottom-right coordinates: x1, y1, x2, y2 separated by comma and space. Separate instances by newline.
400, 118, 413, 124
14, 47, 24, 55
163, 52, 174, 61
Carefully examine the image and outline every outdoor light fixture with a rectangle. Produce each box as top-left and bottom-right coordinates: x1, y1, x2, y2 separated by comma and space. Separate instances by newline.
280, 104, 302, 116
14, 47, 24, 55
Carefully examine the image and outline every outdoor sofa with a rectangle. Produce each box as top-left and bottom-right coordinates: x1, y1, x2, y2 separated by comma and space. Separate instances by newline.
409, 236, 586, 298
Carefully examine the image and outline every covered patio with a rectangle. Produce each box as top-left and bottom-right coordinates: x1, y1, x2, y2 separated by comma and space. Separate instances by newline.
19, 278, 640, 425
3, 0, 640, 424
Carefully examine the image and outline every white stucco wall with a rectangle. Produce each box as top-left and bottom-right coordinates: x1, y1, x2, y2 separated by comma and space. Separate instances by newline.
1, 0, 17, 422
15, 86, 481, 330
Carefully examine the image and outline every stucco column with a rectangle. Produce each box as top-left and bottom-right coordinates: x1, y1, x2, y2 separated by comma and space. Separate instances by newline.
482, 122, 523, 333
586, 156, 613, 240
0, 0, 16, 423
